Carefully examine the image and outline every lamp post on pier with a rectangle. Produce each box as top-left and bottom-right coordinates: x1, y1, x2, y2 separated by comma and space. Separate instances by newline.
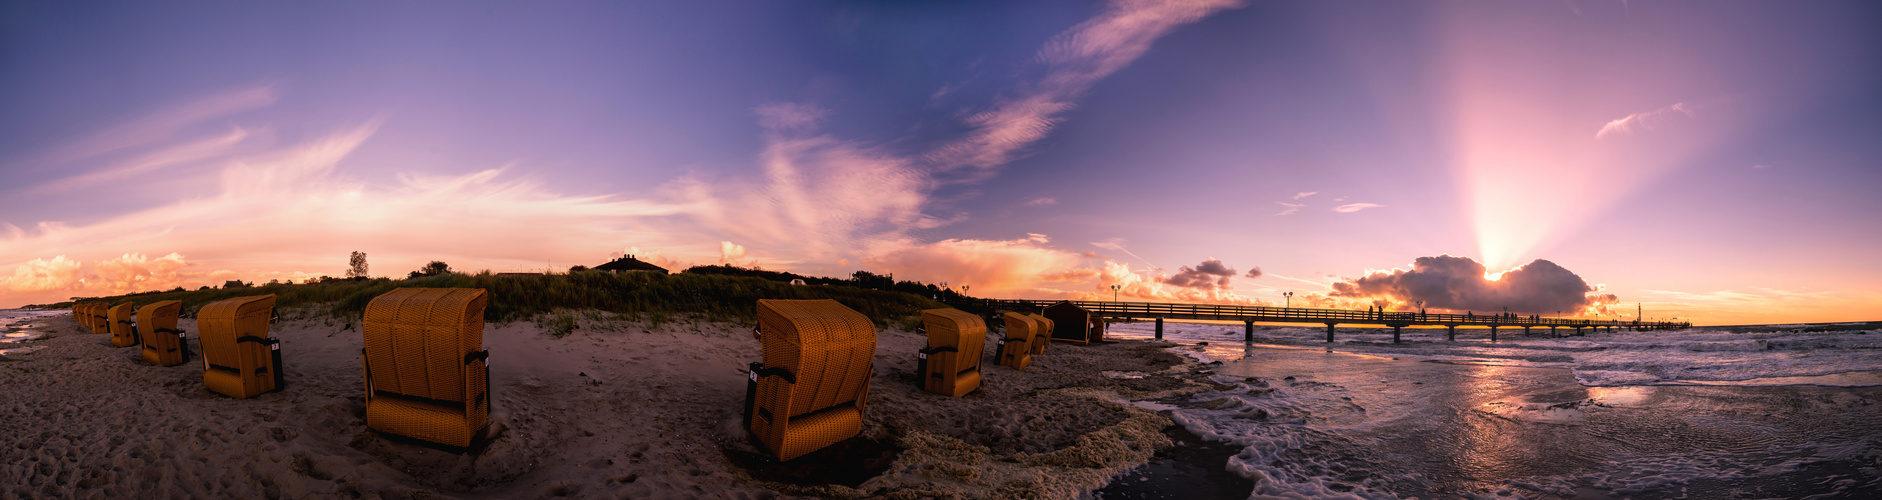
1283, 291, 1294, 309
1111, 284, 1120, 304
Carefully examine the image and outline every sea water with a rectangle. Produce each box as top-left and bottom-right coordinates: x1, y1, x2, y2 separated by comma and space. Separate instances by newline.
0, 308, 65, 356
1104, 322, 1882, 499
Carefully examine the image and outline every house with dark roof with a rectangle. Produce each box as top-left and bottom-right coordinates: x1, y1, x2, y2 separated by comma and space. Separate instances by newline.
593, 255, 668, 274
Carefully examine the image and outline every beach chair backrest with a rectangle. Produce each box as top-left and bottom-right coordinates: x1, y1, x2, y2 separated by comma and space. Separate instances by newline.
95, 304, 111, 334
107, 302, 136, 346
922, 308, 986, 374
198, 295, 276, 368
755, 299, 876, 417
1003, 312, 1037, 344
362, 287, 487, 403
138, 300, 182, 337
139, 300, 185, 365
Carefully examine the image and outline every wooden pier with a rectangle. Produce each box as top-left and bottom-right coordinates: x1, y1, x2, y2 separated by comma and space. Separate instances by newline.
947, 299, 1689, 343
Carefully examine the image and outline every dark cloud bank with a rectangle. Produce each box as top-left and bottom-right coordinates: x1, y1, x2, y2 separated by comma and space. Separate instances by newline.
1163, 258, 1237, 290
1329, 255, 1618, 314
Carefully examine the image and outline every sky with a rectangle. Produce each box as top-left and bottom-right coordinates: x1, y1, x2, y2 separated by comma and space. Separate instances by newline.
2, 0, 1879, 325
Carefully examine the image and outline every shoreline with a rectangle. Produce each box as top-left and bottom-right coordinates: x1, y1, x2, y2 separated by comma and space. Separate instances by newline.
1127, 340, 1882, 498
0, 311, 1226, 498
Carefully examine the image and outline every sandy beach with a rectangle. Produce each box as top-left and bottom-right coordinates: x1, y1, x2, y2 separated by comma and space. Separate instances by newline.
0, 311, 1220, 499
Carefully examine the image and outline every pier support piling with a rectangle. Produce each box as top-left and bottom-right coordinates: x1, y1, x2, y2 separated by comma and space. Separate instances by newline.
1244, 320, 1254, 342
1325, 323, 1337, 343
1155, 317, 1163, 340
1490, 325, 1499, 342
1392, 326, 1402, 344
1447, 325, 1456, 341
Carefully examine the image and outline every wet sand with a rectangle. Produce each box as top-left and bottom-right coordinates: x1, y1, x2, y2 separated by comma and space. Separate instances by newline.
0, 312, 1220, 499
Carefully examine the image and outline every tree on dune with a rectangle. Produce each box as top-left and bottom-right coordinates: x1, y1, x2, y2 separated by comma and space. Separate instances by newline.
347, 251, 370, 279
409, 261, 453, 279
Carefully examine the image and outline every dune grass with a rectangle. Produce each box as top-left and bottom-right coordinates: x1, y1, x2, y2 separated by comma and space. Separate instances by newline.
40, 270, 949, 330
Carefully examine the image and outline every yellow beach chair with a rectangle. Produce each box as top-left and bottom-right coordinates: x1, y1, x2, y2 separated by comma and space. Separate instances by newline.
918, 308, 985, 397
107, 302, 138, 348
362, 288, 491, 449
94, 303, 112, 335
1027, 313, 1054, 355
745, 299, 876, 461
198, 295, 283, 398
138, 300, 189, 366
79, 303, 108, 335
997, 312, 1039, 370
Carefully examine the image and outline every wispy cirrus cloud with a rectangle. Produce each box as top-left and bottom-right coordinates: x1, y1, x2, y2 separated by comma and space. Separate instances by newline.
1333, 203, 1382, 213
1274, 201, 1304, 215
17, 86, 277, 171
925, 0, 1244, 174
1293, 191, 1318, 200
1024, 196, 1058, 206
31, 127, 258, 194
1596, 102, 1694, 139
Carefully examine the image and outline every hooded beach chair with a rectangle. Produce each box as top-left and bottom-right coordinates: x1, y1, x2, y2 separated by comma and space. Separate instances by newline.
79, 303, 108, 335
107, 302, 138, 348
198, 295, 284, 399
138, 300, 189, 366
1027, 313, 1054, 355
744, 299, 876, 461
997, 312, 1039, 370
361, 288, 491, 449
917, 308, 985, 397
93, 304, 112, 335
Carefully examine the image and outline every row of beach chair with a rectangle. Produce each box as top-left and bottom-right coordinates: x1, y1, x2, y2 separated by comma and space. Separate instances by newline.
744, 300, 1059, 460
72, 288, 493, 449
75, 293, 1053, 460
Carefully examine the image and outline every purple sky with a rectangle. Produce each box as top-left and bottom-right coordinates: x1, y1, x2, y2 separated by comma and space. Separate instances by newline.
3, 1, 1879, 324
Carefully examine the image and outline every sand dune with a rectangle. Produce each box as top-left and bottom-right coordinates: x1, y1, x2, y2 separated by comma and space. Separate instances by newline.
0, 312, 1209, 499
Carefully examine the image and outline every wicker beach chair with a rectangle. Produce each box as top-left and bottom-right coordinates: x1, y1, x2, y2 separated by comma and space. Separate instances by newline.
107, 302, 138, 348
361, 288, 491, 449
93, 304, 112, 336
997, 312, 1039, 370
744, 299, 876, 461
1027, 313, 1054, 355
198, 295, 284, 399
138, 300, 189, 366
917, 308, 986, 397
79, 303, 108, 335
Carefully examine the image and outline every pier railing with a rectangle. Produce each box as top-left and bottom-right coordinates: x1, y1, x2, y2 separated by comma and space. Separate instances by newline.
944, 298, 1687, 330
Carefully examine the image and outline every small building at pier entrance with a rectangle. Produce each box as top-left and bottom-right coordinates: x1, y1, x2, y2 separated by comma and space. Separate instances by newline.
1044, 301, 1099, 345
